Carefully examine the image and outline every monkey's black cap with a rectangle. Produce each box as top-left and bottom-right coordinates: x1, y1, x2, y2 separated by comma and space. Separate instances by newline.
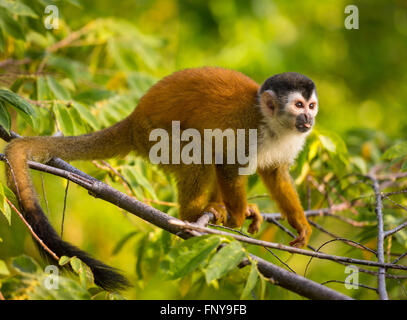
259, 72, 316, 100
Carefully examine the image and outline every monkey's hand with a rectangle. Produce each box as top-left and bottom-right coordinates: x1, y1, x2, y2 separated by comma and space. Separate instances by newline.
287, 217, 312, 248
245, 203, 263, 234
204, 202, 228, 225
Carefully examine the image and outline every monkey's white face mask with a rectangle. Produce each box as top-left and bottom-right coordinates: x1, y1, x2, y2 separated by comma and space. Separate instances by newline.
256, 89, 318, 168
259, 89, 318, 135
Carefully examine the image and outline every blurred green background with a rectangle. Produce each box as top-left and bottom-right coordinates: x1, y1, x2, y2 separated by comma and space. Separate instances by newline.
0, 0, 406, 300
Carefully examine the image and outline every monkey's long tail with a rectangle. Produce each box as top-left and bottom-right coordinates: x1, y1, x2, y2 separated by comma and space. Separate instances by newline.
4, 118, 134, 291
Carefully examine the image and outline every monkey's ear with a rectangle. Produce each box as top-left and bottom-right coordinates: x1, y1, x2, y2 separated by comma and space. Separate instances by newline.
260, 90, 278, 113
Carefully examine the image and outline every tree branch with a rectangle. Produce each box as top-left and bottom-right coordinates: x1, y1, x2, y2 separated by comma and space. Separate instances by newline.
367, 173, 389, 300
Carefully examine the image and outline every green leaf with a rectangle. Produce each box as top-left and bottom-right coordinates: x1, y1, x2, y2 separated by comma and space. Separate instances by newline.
205, 241, 246, 284
0, 27, 4, 52
0, 89, 35, 116
350, 156, 367, 174
72, 101, 100, 130
0, 0, 38, 18
112, 231, 139, 255
163, 235, 223, 279
54, 103, 74, 136
3, 183, 18, 207
70, 257, 81, 273
382, 142, 407, 161
135, 234, 148, 279
0, 259, 10, 276
0, 183, 11, 225
37, 77, 51, 100
123, 166, 158, 200
0, 100, 11, 131
64, 0, 83, 8
47, 55, 91, 83
0, 89, 36, 128
319, 135, 336, 153
78, 262, 94, 288
74, 89, 116, 105
11, 255, 41, 274
59, 256, 71, 266
0, 275, 29, 298
47, 76, 71, 100
60, 256, 94, 288
0, 11, 25, 40
69, 106, 87, 135
240, 262, 259, 300
120, 166, 147, 200
308, 140, 320, 161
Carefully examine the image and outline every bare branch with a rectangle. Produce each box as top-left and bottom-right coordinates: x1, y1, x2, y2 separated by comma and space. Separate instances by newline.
367, 173, 389, 300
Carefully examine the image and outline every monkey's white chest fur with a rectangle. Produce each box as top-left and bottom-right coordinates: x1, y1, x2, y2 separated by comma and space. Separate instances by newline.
256, 126, 307, 169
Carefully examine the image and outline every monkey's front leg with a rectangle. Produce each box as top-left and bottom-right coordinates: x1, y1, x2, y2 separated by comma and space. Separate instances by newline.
216, 165, 263, 233
258, 165, 312, 248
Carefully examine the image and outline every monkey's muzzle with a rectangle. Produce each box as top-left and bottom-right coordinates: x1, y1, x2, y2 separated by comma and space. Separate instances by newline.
295, 114, 313, 132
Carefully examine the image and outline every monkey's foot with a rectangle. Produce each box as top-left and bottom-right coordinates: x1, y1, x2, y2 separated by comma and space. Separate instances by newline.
289, 222, 312, 248
246, 203, 263, 234
203, 202, 228, 225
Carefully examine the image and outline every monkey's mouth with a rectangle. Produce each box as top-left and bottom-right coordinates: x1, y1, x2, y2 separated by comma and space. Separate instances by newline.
295, 123, 312, 132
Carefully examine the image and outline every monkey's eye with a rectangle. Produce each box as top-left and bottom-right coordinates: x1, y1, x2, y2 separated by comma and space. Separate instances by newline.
295, 102, 304, 108
309, 103, 315, 109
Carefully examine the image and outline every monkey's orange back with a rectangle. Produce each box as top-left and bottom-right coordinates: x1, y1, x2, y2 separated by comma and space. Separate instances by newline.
131, 67, 260, 156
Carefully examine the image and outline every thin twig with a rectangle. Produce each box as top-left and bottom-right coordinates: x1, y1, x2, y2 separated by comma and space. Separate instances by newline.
40, 173, 50, 216
61, 180, 70, 238
262, 203, 372, 227
367, 174, 389, 300
320, 280, 378, 293
5, 199, 59, 261
392, 252, 407, 265
383, 189, 407, 197
307, 220, 377, 254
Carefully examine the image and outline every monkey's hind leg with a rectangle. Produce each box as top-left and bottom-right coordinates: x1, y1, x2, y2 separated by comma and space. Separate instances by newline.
215, 165, 262, 233
176, 165, 227, 225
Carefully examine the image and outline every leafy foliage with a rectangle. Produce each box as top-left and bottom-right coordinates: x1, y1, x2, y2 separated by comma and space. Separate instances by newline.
0, 255, 124, 300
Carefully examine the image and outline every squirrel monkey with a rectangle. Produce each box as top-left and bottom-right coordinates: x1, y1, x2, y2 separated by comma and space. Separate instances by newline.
4, 67, 317, 290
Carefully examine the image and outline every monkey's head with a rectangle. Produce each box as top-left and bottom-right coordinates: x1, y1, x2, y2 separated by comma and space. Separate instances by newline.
258, 72, 318, 134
